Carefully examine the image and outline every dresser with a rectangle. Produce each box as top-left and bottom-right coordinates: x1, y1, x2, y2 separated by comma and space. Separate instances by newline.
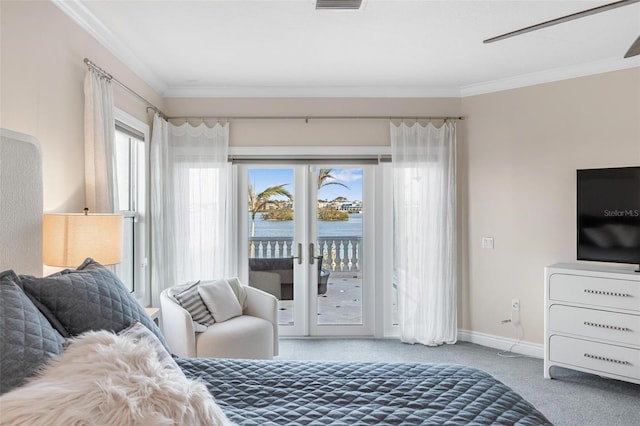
544, 263, 640, 384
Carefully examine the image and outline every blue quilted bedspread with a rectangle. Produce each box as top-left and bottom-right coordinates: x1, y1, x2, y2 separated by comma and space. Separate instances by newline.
177, 358, 551, 425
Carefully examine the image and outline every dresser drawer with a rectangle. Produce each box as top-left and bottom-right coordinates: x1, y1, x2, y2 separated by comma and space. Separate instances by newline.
549, 335, 640, 380
549, 304, 640, 347
549, 273, 640, 312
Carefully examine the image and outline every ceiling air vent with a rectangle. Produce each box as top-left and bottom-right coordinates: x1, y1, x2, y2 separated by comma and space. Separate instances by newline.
316, 0, 362, 10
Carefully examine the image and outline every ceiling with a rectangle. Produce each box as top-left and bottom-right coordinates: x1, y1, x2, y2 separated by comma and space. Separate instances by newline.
54, 0, 640, 97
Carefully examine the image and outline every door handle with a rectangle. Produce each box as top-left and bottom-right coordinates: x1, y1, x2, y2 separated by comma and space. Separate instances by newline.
309, 243, 323, 265
291, 243, 303, 265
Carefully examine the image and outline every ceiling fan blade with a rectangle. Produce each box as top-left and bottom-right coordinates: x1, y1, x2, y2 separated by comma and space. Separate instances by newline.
624, 35, 640, 57
484, 0, 640, 44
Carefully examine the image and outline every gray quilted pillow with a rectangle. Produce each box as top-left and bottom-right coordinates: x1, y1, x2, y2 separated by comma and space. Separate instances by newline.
20, 258, 169, 352
0, 270, 64, 395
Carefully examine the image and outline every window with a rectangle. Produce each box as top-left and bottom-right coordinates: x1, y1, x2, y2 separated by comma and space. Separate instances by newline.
113, 109, 149, 305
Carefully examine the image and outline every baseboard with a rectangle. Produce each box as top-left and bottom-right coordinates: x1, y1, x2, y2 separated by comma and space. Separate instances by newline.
457, 329, 544, 359
281, 330, 544, 359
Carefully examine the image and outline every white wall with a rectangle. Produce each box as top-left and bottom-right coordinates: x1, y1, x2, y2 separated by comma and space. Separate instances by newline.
165, 97, 462, 146
0, 0, 163, 214
461, 68, 640, 344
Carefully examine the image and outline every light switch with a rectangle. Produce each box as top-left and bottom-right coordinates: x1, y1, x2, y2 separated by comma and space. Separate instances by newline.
482, 237, 494, 249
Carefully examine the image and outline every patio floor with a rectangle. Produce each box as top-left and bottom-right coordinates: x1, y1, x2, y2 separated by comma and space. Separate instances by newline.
278, 271, 363, 326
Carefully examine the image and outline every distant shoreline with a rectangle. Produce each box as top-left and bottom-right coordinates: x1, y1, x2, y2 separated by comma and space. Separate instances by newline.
251, 212, 363, 238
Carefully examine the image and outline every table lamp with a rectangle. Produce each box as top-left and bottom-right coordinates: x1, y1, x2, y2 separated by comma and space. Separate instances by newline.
43, 208, 124, 267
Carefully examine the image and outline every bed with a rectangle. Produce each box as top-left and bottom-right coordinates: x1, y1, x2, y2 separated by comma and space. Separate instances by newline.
179, 358, 550, 425
0, 129, 551, 425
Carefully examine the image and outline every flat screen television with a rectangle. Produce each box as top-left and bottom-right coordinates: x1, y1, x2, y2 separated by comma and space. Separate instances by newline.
577, 166, 640, 272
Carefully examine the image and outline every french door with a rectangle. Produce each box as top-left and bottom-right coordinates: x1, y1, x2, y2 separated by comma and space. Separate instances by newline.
237, 163, 374, 336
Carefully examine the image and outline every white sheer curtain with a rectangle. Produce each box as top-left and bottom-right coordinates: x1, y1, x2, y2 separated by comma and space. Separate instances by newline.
150, 115, 230, 307
391, 121, 457, 346
84, 69, 117, 212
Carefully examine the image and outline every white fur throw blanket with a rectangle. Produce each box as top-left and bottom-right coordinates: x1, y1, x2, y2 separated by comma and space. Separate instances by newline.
0, 330, 233, 425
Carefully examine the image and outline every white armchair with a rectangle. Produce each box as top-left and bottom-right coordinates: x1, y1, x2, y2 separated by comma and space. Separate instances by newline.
160, 284, 278, 359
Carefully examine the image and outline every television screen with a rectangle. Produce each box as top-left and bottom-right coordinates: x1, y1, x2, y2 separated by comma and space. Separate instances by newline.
577, 166, 640, 266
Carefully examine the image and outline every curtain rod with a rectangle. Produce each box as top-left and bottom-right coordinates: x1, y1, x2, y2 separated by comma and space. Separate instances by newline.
83, 58, 167, 118
167, 115, 464, 122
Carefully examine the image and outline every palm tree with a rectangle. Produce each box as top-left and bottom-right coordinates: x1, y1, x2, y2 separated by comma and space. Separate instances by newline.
317, 169, 351, 221
248, 184, 293, 237
317, 168, 350, 190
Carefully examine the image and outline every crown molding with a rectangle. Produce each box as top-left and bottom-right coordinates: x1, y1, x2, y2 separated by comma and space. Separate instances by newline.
51, 0, 167, 95
163, 54, 640, 98
162, 85, 462, 98
460, 56, 640, 97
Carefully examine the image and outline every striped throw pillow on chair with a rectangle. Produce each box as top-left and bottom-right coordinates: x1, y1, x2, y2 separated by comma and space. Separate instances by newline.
173, 282, 215, 327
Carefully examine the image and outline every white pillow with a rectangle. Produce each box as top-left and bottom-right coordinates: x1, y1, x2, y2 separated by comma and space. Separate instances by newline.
226, 277, 248, 310
198, 280, 243, 322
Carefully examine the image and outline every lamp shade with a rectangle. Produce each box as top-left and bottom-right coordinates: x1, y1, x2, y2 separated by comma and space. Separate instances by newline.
43, 213, 123, 267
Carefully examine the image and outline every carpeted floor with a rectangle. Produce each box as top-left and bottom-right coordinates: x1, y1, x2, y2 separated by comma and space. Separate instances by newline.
277, 338, 640, 426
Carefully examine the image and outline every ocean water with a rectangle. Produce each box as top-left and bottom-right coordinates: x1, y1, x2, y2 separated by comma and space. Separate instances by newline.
250, 212, 362, 238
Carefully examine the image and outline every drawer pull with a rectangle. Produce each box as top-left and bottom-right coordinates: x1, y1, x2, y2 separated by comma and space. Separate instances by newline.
584, 353, 631, 365
583, 321, 632, 332
584, 289, 633, 298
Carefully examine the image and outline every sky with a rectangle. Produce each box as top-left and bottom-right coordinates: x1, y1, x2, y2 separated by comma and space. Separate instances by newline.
249, 167, 363, 201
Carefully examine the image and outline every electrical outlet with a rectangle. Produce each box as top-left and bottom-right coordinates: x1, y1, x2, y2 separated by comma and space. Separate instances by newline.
512, 298, 520, 312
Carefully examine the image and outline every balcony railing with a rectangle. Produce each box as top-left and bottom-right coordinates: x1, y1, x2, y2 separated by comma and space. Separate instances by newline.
249, 236, 361, 272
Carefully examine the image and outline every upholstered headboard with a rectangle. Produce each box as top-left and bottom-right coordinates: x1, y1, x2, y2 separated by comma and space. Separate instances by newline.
0, 128, 43, 276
